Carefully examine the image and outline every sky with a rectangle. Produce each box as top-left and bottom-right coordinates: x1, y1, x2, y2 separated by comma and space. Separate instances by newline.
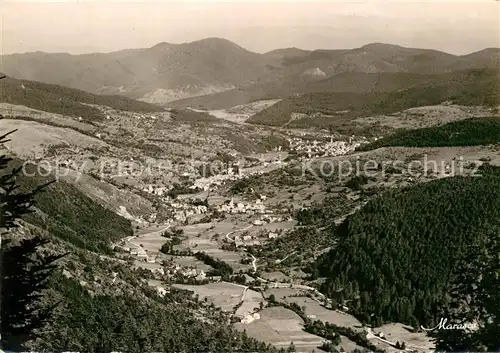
1, 0, 499, 55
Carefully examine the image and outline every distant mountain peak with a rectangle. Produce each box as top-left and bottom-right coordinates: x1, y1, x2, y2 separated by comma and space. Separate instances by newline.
149, 38, 246, 52
190, 37, 237, 44
360, 42, 407, 51
187, 37, 246, 50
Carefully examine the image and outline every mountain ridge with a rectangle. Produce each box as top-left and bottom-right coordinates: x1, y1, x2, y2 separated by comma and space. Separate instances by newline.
1, 38, 498, 105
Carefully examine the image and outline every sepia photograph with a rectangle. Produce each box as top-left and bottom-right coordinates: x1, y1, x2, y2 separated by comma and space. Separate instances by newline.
0, 1, 499, 352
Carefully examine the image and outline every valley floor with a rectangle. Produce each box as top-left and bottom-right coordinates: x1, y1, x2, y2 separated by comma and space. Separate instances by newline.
3, 101, 498, 352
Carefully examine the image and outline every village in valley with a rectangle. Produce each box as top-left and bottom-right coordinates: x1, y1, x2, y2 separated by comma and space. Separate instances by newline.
2, 5, 499, 347
65, 107, 485, 353
3, 93, 497, 352
5, 96, 495, 352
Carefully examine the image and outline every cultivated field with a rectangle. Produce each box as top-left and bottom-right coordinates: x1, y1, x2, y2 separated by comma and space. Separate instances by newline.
371, 323, 435, 352
130, 225, 170, 253
235, 288, 265, 318
234, 306, 325, 353
174, 282, 249, 312
285, 297, 363, 331
169, 256, 213, 272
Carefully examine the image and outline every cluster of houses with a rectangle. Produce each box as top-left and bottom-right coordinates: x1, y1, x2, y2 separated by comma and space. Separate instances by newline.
252, 214, 289, 225
162, 263, 207, 281
135, 114, 158, 120
168, 202, 208, 222
217, 196, 291, 224
192, 158, 291, 191
153, 190, 290, 228
191, 166, 263, 191
232, 234, 260, 247
218, 197, 267, 214
129, 246, 158, 263
113, 236, 160, 264
117, 240, 209, 281
230, 230, 279, 247
138, 165, 243, 196
142, 184, 171, 196
287, 136, 367, 158
112, 240, 160, 265
192, 174, 238, 191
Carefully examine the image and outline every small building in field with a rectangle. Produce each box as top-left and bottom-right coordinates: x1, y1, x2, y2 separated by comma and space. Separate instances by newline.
137, 248, 148, 260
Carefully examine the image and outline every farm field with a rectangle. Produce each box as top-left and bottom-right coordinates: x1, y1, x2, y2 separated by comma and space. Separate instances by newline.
235, 289, 265, 318
173, 282, 252, 312
168, 256, 213, 272
371, 323, 435, 352
285, 297, 364, 331
234, 306, 325, 353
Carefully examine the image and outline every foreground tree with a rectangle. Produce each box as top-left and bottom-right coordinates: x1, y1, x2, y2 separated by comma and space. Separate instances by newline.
433, 230, 500, 351
0, 128, 64, 350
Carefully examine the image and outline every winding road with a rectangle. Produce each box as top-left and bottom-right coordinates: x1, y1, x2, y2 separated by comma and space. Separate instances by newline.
225, 224, 254, 243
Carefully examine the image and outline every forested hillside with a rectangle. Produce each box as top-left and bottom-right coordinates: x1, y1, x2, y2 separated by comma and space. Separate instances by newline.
34, 270, 280, 352
248, 68, 499, 128
0, 159, 133, 253
359, 117, 500, 150
313, 166, 500, 332
0, 74, 162, 121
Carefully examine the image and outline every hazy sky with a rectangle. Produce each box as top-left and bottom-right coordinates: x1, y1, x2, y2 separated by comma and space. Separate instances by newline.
1, 1, 499, 55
